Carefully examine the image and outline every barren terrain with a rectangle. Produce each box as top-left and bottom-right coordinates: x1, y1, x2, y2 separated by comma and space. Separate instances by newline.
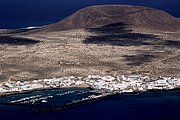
0, 5, 179, 82
44, 5, 180, 32
0, 26, 179, 82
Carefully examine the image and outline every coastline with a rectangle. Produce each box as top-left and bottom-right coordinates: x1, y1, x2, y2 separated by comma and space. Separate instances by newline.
0, 75, 180, 97
0, 84, 89, 97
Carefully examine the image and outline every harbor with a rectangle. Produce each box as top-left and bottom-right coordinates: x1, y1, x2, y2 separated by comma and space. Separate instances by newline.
0, 75, 180, 96
0, 74, 180, 113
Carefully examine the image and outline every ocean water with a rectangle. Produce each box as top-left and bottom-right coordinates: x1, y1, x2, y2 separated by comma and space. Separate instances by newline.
0, 89, 180, 120
0, 0, 180, 29
0, 1, 180, 120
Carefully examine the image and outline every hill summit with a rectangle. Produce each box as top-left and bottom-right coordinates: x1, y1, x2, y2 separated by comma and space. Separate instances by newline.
44, 5, 180, 32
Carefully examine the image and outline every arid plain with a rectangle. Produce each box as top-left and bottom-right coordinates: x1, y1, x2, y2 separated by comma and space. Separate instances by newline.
0, 5, 180, 82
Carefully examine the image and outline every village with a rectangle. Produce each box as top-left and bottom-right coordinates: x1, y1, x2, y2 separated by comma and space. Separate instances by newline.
0, 75, 180, 96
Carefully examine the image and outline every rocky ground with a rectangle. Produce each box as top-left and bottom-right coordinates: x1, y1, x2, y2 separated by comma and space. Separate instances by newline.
0, 27, 180, 82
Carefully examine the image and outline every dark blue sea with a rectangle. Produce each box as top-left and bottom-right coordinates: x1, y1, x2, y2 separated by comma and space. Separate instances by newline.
0, 0, 180, 29
0, 89, 180, 120
0, 0, 180, 120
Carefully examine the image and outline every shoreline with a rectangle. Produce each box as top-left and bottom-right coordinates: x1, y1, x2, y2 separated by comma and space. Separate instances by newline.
0, 84, 90, 97
0, 75, 180, 97
1, 88, 180, 113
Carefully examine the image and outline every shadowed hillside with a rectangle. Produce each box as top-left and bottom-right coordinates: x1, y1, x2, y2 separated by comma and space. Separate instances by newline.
84, 22, 180, 66
84, 22, 180, 47
44, 5, 180, 32
0, 5, 179, 82
0, 36, 40, 45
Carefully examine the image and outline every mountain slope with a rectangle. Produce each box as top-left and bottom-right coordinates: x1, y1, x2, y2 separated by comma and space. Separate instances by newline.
44, 5, 180, 32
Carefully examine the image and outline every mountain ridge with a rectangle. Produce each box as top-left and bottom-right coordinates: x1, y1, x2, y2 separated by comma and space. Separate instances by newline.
43, 5, 180, 32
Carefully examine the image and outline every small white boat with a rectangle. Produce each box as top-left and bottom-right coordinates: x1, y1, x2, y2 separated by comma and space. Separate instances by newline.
41, 100, 47, 103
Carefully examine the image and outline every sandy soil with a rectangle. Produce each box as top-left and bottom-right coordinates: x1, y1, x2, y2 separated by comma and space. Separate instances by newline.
0, 29, 179, 82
